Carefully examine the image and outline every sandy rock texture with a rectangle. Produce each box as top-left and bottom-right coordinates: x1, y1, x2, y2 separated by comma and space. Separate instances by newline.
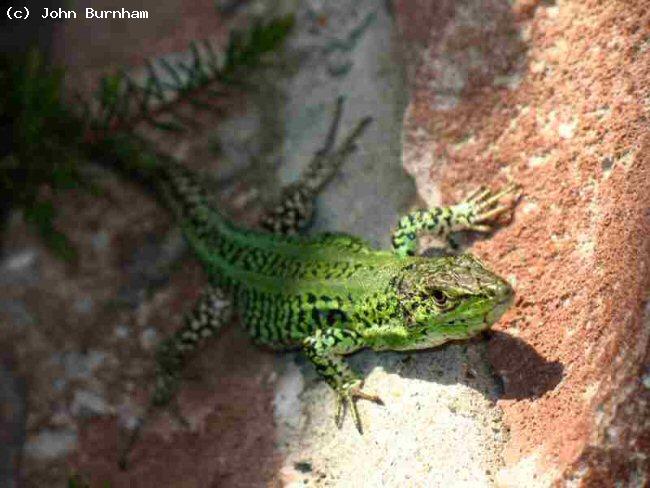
394, 0, 650, 485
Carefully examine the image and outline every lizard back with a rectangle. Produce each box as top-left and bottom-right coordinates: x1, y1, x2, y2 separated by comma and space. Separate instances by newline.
156, 157, 410, 348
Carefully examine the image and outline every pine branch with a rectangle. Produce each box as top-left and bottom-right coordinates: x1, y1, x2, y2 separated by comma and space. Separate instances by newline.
0, 14, 294, 261
81, 14, 294, 142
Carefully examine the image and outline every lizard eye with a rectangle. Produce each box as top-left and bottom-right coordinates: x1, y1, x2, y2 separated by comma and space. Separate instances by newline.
431, 290, 448, 306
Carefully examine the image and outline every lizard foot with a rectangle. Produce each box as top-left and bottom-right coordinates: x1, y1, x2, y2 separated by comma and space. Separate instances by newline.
334, 382, 384, 434
462, 182, 521, 232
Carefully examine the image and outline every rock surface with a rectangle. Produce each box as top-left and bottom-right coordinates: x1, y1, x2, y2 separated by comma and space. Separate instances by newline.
0, 359, 26, 488
3, 0, 648, 487
394, 0, 650, 485
6, 0, 512, 485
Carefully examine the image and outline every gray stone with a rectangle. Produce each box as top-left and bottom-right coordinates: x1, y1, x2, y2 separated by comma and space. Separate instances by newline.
51, 350, 106, 381
140, 327, 159, 350
91, 230, 110, 252
114, 324, 131, 339
73, 296, 94, 315
273, 361, 304, 430
70, 389, 110, 418
0, 249, 41, 286
276, 0, 414, 248
23, 428, 77, 460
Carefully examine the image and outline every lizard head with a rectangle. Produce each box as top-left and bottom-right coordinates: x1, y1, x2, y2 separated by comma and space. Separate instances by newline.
390, 254, 513, 348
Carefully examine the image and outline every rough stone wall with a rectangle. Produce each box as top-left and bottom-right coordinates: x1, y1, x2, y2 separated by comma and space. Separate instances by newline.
394, 0, 650, 485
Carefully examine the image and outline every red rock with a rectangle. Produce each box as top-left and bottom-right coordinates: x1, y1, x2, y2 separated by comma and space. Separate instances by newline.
395, 0, 650, 484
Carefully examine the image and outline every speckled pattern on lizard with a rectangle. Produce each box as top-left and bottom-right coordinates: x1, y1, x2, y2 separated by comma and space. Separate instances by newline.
113, 98, 519, 468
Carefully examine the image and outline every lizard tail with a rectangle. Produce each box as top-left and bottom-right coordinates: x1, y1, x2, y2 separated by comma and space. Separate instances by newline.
90, 132, 227, 231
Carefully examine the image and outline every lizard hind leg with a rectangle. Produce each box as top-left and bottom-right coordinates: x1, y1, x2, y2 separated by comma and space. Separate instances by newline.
118, 285, 232, 469
151, 285, 232, 405
259, 97, 372, 235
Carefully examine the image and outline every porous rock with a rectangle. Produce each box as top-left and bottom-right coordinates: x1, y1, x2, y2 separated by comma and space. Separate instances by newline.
394, 0, 650, 485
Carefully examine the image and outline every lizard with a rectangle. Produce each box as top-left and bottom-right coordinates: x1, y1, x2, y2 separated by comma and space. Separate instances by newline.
112, 98, 519, 467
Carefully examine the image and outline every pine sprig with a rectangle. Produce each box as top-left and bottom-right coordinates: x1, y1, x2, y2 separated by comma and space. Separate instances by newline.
1, 14, 294, 261
0, 49, 84, 261
221, 15, 295, 77
82, 14, 294, 140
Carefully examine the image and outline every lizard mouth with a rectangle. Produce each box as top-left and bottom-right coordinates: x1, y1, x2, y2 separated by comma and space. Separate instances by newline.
486, 283, 515, 324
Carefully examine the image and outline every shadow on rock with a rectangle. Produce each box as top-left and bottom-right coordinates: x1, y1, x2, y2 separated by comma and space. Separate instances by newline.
343, 329, 563, 406
486, 330, 564, 400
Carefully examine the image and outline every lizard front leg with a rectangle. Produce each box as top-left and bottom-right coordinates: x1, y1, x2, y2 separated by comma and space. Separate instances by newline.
391, 183, 520, 257
302, 328, 382, 433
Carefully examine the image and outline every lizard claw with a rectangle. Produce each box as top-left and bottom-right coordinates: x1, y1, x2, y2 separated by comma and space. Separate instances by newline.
464, 182, 521, 227
334, 382, 384, 433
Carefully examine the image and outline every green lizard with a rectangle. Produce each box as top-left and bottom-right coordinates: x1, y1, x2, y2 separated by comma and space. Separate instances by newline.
113, 98, 518, 466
